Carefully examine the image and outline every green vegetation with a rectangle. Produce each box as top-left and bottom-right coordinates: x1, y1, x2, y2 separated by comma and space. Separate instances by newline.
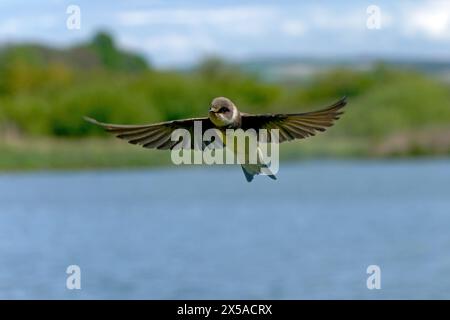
0, 32, 449, 171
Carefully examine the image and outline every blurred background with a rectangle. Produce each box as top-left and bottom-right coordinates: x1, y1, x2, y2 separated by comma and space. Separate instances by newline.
0, 0, 449, 299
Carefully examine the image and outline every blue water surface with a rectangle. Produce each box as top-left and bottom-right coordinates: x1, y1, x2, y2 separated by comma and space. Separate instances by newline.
0, 160, 449, 299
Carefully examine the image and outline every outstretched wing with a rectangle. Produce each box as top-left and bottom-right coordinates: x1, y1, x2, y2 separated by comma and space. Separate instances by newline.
84, 116, 215, 150
240, 97, 347, 143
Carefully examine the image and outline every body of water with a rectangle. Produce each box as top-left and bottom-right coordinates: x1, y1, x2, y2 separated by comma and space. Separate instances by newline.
0, 160, 449, 299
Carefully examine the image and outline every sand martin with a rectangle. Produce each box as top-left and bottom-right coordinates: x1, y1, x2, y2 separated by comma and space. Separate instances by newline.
85, 96, 346, 181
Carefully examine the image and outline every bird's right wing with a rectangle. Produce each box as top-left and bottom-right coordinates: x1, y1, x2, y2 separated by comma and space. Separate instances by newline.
84, 116, 215, 150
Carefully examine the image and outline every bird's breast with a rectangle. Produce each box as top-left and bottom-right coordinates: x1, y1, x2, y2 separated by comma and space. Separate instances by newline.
209, 113, 228, 127
209, 112, 241, 129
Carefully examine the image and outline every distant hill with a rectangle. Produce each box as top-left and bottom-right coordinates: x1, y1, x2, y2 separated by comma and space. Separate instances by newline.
238, 56, 450, 82
0, 31, 149, 72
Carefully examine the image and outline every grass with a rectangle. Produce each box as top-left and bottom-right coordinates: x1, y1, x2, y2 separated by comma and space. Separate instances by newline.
2, 133, 447, 172
0, 138, 170, 171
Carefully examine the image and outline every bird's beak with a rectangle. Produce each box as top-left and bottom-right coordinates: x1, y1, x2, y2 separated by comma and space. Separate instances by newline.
209, 107, 216, 113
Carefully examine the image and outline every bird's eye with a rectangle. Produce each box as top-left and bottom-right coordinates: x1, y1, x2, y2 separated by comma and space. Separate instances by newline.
219, 107, 228, 113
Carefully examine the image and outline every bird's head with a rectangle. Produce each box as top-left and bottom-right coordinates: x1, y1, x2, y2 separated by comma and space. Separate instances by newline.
209, 97, 239, 127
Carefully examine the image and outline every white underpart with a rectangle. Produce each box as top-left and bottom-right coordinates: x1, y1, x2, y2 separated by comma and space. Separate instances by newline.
229, 106, 239, 124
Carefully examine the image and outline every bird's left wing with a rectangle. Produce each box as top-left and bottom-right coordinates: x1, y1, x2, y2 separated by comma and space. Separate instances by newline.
240, 97, 346, 143
84, 116, 214, 150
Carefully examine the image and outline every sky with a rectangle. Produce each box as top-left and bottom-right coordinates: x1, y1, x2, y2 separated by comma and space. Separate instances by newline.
0, 0, 449, 67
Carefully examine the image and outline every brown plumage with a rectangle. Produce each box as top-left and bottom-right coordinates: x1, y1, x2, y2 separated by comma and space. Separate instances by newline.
85, 96, 347, 181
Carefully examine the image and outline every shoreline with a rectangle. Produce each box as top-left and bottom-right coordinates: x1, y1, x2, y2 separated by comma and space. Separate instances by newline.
0, 137, 448, 172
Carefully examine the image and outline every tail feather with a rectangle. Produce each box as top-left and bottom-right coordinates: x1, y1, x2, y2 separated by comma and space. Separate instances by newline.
241, 165, 277, 182
241, 166, 255, 182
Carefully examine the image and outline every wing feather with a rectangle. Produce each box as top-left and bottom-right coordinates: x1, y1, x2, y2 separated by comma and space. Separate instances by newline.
85, 97, 346, 149
240, 97, 346, 143
84, 116, 214, 150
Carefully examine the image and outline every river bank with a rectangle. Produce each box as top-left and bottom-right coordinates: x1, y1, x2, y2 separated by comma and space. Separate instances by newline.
1, 134, 448, 171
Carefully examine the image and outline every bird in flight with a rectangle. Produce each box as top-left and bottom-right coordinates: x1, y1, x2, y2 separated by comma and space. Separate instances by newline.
85, 96, 346, 182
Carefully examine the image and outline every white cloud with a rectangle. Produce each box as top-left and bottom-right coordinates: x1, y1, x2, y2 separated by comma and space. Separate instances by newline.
117, 6, 276, 36
144, 34, 215, 52
0, 18, 20, 36
80, 2, 450, 66
120, 32, 217, 66
0, 15, 58, 38
281, 20, 306, 36
402, 1, 450, 39
115, 4, 401, 65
